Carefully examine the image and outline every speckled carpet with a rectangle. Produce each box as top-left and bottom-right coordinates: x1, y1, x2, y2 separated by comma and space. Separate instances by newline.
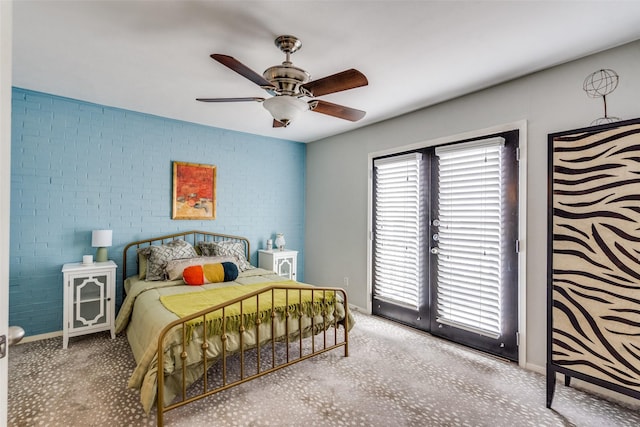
8, 311, 640, 426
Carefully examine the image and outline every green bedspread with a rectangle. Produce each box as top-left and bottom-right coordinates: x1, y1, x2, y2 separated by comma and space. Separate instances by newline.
160, 281, 335, 341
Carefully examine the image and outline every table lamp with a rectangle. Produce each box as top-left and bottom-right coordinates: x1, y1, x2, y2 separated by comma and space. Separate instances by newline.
92, 229, 112, 262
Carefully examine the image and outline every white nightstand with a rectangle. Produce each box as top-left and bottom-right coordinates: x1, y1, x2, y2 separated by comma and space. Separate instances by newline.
61, 260, 117, 349
258, 249, 298, 280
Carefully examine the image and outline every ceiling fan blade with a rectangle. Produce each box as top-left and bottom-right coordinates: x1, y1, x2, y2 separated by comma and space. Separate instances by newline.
196, 97, 264, 103
301, 69, 368, 97
309, 100, 366, 122
211, 54, 275, 89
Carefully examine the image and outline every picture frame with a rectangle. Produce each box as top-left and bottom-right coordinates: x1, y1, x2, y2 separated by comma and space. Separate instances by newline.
172, 161, 216, 220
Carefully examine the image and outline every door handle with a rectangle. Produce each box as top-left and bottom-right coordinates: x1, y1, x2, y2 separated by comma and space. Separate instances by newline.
0, 326, 24, 359
8, 326, 25, 346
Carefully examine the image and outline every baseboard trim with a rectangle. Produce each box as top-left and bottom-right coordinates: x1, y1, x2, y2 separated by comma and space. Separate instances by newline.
348, 303, 369, 314
16, 330, 62, 344
525, 362, 544, 375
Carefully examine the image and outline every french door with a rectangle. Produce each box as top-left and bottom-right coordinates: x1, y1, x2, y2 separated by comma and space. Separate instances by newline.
372, 130, 519, 361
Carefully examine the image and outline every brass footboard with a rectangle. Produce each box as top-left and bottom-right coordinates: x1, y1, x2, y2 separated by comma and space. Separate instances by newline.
155, 284, 349, 426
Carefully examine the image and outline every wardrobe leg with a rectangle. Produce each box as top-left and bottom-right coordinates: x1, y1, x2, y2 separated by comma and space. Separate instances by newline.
546, 366, 556, 408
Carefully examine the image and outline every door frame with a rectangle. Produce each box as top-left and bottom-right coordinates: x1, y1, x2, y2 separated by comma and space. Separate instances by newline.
367, 120, 528, 368
0, 1, 12, 425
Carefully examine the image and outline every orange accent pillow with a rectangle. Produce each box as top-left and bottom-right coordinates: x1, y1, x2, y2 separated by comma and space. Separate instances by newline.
183, 265, 205, 286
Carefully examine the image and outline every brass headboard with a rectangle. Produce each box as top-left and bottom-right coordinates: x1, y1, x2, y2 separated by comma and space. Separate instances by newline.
122, 230, 250, 283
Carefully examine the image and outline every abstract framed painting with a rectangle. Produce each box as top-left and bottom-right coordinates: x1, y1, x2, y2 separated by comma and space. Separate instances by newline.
172, 161, 216, 220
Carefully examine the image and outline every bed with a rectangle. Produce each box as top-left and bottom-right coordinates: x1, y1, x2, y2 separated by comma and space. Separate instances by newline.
114, 230, 351, 426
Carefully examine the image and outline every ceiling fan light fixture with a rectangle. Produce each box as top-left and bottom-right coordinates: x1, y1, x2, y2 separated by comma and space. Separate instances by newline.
263, 96, 308, 126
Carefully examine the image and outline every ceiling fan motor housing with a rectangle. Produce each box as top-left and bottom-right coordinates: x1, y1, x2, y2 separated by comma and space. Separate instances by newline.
263, 64, 310, 96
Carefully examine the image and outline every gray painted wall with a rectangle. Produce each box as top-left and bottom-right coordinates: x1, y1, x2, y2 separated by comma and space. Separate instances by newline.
304, 39, 640, 370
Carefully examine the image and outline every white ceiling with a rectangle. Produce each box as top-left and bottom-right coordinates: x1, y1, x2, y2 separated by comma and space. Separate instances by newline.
12, 1, 640, 143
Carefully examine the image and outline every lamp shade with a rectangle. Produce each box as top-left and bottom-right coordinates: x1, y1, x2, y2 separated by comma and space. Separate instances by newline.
91, 230, 113, 247
263, 96, 308, 126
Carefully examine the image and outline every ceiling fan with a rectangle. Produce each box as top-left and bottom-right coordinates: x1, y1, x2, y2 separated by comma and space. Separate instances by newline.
197, 35, 368, 128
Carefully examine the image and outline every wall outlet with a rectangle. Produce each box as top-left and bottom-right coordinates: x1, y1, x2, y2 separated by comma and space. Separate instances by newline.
343, 276, 349, 287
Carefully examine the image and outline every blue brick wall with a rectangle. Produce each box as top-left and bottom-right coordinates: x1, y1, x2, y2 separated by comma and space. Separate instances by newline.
10, 87, 306, 337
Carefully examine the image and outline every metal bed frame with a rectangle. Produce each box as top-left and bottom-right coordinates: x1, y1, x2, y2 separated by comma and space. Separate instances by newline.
122, 231, 349, 426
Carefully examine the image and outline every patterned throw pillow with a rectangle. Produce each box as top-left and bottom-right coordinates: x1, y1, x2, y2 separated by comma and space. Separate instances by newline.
196, 241, 218, 257
165, 256, 236, 281
183, 262, 239, 285
145, 239, 198, 281
196, 241, 252, 271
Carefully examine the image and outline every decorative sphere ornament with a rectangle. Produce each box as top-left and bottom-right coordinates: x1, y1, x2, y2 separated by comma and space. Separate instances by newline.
583, 69, 619, 98
583, 69, 620, 125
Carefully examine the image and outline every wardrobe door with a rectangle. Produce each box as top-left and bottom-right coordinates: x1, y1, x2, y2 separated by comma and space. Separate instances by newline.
547, 118, 640, 406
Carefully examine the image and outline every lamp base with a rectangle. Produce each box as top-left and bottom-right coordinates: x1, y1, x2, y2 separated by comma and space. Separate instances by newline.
95, 247, 108, 262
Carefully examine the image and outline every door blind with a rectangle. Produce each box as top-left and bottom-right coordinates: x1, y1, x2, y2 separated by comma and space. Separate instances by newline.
373, 153, 423, 309
434, 138, 505, 338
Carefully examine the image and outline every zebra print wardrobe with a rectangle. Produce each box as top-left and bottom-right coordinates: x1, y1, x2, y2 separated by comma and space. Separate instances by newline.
547, 118, 640, 407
